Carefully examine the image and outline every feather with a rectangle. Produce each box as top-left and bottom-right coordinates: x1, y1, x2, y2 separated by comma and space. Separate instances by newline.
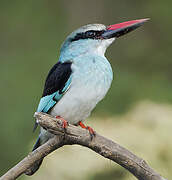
34, 61, 72, 131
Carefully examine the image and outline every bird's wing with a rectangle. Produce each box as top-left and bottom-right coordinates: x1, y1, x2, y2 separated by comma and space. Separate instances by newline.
37, 61, 72, 113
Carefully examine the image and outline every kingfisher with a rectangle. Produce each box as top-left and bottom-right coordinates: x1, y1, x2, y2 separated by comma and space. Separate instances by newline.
26, 18, 148, 175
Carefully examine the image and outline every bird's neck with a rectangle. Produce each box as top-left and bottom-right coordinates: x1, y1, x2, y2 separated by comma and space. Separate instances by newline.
59, 49, 105, 63
59, 40, 108, 62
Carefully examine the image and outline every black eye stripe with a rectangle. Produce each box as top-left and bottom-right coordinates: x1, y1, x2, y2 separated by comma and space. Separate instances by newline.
85, 30, 97, 37
71, 30, 105, 42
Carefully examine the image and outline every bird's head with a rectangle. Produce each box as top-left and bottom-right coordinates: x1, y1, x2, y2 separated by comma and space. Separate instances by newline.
59, 19, 149, 60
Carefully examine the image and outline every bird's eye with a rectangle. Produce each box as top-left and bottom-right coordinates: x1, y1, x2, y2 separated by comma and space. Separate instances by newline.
85, 31, 96, 37
71, 30, 104, 42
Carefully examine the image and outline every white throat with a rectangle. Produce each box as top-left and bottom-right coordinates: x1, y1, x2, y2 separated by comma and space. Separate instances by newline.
93, 38, 115, 57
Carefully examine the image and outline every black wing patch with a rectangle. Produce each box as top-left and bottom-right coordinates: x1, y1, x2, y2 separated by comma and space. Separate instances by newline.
42, 61, 72, 97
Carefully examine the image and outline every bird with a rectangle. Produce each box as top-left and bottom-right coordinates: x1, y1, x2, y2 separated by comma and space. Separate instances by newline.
25, 18, 149, 175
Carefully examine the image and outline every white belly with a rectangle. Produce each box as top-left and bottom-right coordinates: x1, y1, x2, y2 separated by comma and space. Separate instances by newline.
50, 60, 113, 124
50, 82, 105, 124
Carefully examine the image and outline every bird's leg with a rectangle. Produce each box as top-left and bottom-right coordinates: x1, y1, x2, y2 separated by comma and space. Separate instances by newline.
55, 116, 68, 129
78, 121, 96, 138
78, 121, 87, 128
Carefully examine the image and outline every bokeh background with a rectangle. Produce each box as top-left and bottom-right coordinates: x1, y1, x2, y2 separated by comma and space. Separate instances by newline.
1, 0, 172, 179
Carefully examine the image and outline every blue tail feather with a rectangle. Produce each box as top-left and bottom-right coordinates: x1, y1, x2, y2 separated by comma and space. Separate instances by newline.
25, 136, 44, 176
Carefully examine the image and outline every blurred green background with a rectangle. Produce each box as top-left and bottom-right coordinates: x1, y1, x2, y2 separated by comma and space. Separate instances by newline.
1, 0, 172, 179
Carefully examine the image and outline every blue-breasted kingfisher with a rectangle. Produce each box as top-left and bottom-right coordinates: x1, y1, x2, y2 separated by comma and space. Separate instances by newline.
26, 19, 149, 175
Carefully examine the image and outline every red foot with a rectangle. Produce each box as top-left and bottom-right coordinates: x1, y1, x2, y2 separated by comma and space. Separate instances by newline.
56, 116, 68, 129
79, 121, 86, 129
78, 121, 96, 138
86, 126, 95, 136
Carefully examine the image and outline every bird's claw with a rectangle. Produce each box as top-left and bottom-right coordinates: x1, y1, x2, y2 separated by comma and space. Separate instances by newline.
86, 126, 96, 140
78, 121, 96, 140
55, 116, 68, 130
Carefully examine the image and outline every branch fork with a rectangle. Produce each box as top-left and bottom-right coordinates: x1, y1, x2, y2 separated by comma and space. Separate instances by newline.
0, 112, 167, 180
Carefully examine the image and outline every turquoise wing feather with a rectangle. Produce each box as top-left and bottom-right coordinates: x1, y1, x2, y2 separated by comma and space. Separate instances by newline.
37, 77, 71, 113
33, 61, 72, 131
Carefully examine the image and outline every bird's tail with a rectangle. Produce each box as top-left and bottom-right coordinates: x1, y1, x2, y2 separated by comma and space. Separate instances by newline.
25, 128, 52, 176
25, 136, 44, 176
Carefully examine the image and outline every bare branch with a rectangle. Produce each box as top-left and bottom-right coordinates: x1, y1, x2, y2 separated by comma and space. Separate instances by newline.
0, 112, 167, 180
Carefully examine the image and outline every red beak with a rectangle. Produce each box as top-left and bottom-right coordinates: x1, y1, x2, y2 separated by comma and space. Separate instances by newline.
102, 18, 149, 39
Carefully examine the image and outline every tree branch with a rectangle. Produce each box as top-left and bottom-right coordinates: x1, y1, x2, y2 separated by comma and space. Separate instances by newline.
1, 112, 167, 180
